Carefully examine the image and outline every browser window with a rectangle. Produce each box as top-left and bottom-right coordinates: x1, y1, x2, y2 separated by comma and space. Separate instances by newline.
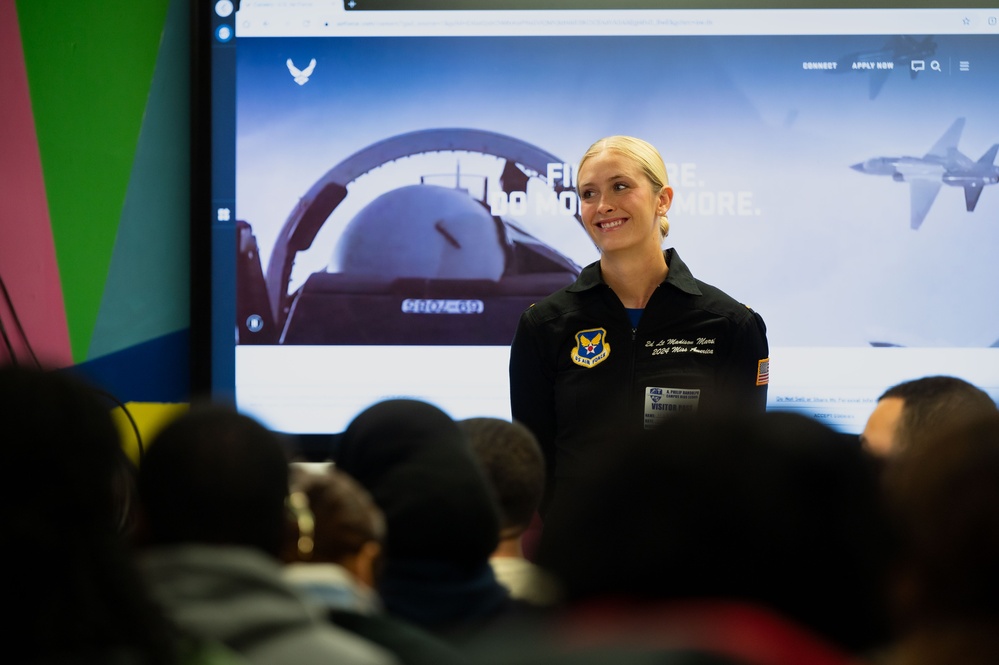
192, 0, 999, 438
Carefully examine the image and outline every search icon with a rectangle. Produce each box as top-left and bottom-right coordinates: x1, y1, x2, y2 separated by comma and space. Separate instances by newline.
930, 60, 942, 72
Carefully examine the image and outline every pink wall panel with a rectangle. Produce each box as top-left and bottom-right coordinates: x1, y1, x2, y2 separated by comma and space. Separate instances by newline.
0, 0, 73, 368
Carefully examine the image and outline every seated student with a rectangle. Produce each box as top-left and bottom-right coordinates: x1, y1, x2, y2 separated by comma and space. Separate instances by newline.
479, 411, 895, 665
283, 464, 385, 615
334, 399, 523, 644
283, 465, 470, 665
881, 413, 999, 665
0, 366, 243, 665
135, 405, 397, 665
861, 375, 997, 458
457, 417, 560, 607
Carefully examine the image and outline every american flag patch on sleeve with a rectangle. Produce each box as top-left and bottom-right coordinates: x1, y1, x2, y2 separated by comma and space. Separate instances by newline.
756, 358, 770, 386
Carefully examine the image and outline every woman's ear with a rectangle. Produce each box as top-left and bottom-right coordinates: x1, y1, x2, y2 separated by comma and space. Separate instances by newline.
657, 185, 674, 216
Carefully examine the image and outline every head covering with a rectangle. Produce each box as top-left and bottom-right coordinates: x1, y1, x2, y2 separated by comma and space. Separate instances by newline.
335, 399, 500, 565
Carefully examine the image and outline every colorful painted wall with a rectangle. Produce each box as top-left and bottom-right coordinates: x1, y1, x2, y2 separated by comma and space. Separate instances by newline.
1, 0, 192, 454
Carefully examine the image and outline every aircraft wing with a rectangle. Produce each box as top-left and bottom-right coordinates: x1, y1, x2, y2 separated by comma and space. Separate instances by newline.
909, 179, 942, 229
926, 117, 965, 159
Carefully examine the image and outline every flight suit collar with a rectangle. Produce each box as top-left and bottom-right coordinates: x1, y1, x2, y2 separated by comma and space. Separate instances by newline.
567, 248, 704, 297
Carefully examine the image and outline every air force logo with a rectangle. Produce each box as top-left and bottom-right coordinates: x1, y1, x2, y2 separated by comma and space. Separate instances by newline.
571, 328, 610, 368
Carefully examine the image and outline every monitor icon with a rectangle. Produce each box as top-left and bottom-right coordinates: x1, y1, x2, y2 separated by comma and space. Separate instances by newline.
246, 315, 264, 333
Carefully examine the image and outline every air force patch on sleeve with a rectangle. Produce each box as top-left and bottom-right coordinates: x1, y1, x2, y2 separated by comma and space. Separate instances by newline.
571, 328, 610, 368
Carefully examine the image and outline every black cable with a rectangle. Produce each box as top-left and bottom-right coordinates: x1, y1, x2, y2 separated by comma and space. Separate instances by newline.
92, 387, 146, 462
0, 271, 144, 459
0, 311, 16, 365
0, 271, 42, 368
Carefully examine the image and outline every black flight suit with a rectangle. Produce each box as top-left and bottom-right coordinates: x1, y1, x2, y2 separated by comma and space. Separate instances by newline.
509, 248, 770, 521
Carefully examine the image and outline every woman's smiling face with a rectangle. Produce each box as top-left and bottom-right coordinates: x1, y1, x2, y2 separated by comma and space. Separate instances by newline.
577, 149, 672, 255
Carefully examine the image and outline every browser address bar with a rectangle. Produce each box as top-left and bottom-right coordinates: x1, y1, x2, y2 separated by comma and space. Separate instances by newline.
235, 8, 999, 38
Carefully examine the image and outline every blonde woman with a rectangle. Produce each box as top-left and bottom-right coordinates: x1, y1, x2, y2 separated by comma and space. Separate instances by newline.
509, 135, 770, 524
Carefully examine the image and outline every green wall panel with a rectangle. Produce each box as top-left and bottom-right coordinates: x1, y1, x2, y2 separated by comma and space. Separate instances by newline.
16, 0, 171, 361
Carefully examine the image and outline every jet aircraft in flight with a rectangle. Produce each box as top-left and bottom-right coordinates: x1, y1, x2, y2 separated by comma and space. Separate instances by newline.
833, 35, 937, 99
851, 117, 999, 229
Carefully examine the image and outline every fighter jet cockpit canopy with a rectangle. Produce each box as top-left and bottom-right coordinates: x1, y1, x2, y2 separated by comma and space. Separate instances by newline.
333, 181, 580, 283
334, 184, 507, 281
244, 129, 587, 346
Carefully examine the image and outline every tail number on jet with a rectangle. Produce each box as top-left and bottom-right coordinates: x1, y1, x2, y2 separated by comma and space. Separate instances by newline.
401, 299, 485, 314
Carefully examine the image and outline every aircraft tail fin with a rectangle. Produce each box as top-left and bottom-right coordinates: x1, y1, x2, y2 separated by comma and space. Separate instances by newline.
965, 184, 985, 212
978, 143, 999, 166
965, 144, 999, 211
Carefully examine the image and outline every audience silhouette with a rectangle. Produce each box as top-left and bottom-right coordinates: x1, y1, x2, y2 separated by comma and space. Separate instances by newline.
0, 366, 245, 665
881, 411, 999, 665
498, 410, 896, 665
458, 417, 560, 607
334, 399, 525, 644
135, 404, 396, 665
861, 375, 997, 458
283, 465, 470, 665
9, 362, 999, 665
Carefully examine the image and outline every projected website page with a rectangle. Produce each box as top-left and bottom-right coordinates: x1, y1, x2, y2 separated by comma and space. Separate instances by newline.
214, 1, 999, 435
